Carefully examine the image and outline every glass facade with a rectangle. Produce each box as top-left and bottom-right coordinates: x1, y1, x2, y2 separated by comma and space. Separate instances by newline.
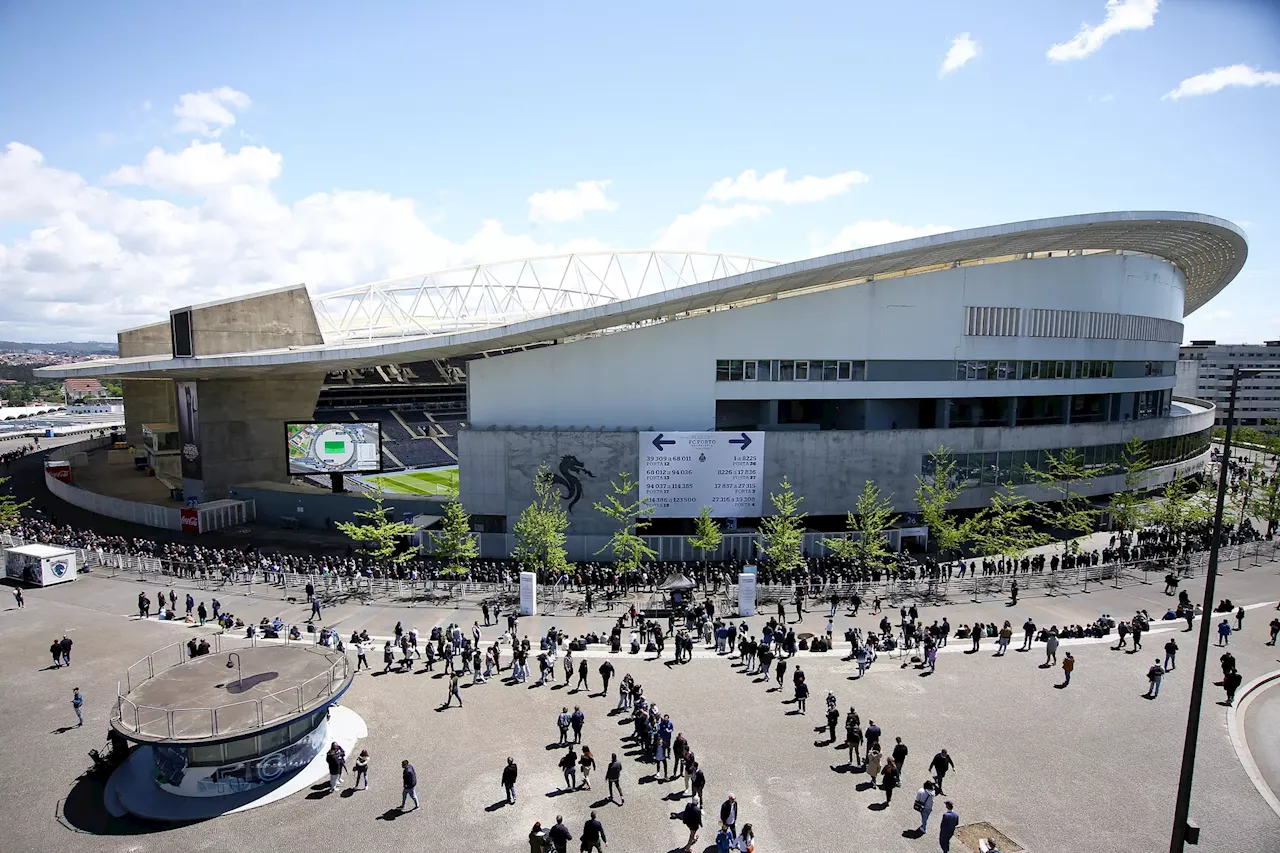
715, 359, 1173, 382
919, 428, 1211, 488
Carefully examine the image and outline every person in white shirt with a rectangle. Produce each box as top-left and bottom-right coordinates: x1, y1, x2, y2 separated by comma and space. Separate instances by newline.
914, 780, 936, 833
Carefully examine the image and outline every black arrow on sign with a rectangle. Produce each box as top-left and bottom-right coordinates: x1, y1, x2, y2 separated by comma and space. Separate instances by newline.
652, 433, 676, 451
728, 432, 752, 450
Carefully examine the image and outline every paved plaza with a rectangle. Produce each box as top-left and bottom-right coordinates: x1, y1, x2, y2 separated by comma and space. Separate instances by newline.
2, 559, 1279, 853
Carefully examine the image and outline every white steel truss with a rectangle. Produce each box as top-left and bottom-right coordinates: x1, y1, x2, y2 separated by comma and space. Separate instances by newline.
311, 251, 777, 344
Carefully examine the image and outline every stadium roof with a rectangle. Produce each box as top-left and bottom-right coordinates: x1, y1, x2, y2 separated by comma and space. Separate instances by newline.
40, 211, 1247, 380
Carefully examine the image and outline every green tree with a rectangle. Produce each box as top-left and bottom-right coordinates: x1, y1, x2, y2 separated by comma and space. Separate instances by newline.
1249, 468, 1280, 537
687, 506, 723, 571
512, 463, 571, 576
429, 499, 479, 576
335, 495, 419, 565
759, 476, 807, 573
1152, 470, 1212, 554
967, 482, 1050, 561
1026, 447, 1099, 558
1107, 435, 1152, 540
828, 480, 900, 575
914, 446, 966, 559
0, 476, 31, 530
594, 471, 657, 577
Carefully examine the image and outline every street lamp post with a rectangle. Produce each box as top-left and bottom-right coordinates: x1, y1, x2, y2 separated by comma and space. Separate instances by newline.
1168, 366, 1279, 851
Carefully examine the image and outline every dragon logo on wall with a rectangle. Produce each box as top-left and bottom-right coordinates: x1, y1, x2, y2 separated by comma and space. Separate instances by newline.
547, 454, 595, 513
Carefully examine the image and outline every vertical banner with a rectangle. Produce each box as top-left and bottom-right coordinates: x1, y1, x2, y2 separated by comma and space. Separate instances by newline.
175, 381, 202, 480
519, 571, 537, 616
738, 572, 757, 617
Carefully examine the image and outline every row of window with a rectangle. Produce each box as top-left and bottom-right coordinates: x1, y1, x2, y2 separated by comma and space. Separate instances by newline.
176, 704, 328, 767
714, 359, 1171, 382
919, 428, 1211, 488
965, 306, 1183, 343
956, 360, 1123, 380
716, 360, 867, 382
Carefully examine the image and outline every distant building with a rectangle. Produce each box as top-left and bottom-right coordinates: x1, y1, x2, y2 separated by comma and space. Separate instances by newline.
1175, 340, 1280, 427
63, 378, 105, 400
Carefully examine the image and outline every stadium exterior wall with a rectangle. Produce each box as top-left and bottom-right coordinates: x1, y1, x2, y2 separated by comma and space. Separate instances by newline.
458, 401, 1214, 538
468, 253, 1184, 431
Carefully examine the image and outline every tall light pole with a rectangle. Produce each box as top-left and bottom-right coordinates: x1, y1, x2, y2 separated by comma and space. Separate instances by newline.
1169, 365, 1279, 850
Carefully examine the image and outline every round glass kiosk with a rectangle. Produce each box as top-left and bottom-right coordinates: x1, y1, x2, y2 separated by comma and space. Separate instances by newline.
106, 638, 361, 820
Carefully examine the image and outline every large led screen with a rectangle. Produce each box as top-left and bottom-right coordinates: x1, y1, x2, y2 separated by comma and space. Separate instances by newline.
286, 422, 382, 474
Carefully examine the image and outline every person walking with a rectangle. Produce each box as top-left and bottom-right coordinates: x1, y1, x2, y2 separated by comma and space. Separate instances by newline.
576, 659, 589, 692
570, 706, 585, 744
736, 823, 755, 853
352, 749, 370, 791
1236, 605, 1246, 632
71, 687, 83, 727
529, 822, 549, 853
1020, 618, 1035, 651
326, 742, 346, 792
1267, 617, 1280, 646
502, 757, 518, 803
719, 793, 738, 838
892, 737, 909, 779
692, 762, 707, 806
865, 744, 883, 787
970, 622, 981, 653
680, 800, 703, 852
1044, 630, 1059, 666
444, 672, 462, 708
1223, 669, 1243, 705
1062, 652, 1074, 687
1145, 659, 1164, 698
309, 594, 322, 623
383, 641, 395, 673
581, 811, 607, 853
599, 659, 614, 695
400, 759, 419, 811
1164, 637, 1178, 671
929, 749, 955, 794
548, 816, 573, 853
557, 707, 572, 744
559, 746, 578, 791
915, 780, 936, 832
794, 678, 809, 714
1217, 619, 1232, 646
59, 634, 73, 667
356, 641, 369, 671
880, 757, 899, 804
13, 588, 24, 609
939, 801, 960, 852
846, 711, 864, 766
606, 752, 624, 804
579, 746, 596, 791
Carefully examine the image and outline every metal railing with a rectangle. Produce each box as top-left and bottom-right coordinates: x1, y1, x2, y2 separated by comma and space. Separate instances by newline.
114, 637, 349, 740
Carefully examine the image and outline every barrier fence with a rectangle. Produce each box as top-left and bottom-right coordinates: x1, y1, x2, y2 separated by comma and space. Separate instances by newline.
3, 532, 1277, 609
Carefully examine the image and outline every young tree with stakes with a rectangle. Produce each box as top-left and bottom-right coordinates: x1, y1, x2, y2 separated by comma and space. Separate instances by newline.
336, 495, 419, 566
967, 482, 1051, 567
430, 497, 479, 577
914, 447, 966, 562
687, 505, 723, 576
759, 476, 807, 574
594, 471, 657, 579
512, 462, 571, 578
1025, 447, 1099, 561
827, 480, 900, 578
1108, 434, 1152, 543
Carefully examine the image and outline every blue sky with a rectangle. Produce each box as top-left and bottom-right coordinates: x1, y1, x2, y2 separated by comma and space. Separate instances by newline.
0, 0, 1277, 342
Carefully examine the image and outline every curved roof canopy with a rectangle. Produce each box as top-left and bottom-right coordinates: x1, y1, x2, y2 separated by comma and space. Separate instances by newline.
41, 211, 1246, 380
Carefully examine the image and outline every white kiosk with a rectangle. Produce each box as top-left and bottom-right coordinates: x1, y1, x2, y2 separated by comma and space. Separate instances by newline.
519, 572, 537, 616
4, 544, 78, 586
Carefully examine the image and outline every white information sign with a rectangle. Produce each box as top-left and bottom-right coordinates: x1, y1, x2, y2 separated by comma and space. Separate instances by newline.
737, 572, 757, 617
639, 431, 764, 518
519, 571, 537, 617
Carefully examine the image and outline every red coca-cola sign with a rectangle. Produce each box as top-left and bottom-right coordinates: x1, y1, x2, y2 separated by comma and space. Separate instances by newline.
180, 507, 200, 533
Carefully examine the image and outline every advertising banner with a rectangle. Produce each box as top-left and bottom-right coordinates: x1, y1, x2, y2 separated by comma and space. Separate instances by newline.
176, 381, 202, 480
639, 431, 764, 518
180, 507, 200, 534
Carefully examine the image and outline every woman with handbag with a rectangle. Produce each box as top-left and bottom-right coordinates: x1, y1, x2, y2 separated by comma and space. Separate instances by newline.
736, 823, 755, 852
914, 780, 936, 831
579, 745, 596, 791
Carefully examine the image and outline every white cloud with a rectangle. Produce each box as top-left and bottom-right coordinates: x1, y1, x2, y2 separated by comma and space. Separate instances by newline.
105, 141, 283, 195
0, 136, 616, 340
815, 220, 953, 256
939, 33, 980, 77
527, 179, 618, 223
652, 204, 769, 251
172, 87, 251, 137
1163, 64, 1280, 99
1047, 0, 1158, 62
705, 168, 868, 205
142, 100, 153, 112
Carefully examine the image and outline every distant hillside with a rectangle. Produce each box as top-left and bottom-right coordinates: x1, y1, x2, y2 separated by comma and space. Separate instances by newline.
0, 340, 117, 355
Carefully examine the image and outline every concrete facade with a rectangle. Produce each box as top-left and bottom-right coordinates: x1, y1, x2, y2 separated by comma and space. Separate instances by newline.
184, 285, 324, 357
468, 253, 1184, 430
1176, 340, 1280, 426
118, 322, 176, 448
459, 398, 1214, 535
195, 376, 326, 499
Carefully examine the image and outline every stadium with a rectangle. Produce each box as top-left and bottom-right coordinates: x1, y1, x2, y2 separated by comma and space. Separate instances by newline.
38, 211, 1244, 556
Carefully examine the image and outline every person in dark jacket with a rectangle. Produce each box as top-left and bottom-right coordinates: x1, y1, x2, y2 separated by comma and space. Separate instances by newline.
580, 811, 607, 852
880, 757, 899, 803
547, 816, 573, 853
59, 635, 73, 666
719, 793, 738, 837
939, 801, 960, 852
529, 822, 548, 853
606, 753, 624, 804
400, 760, 419, 811
502, 757, 518, 803
891, 737, 909, 780
599, 660, 614, 695
680, 800, 703, 852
